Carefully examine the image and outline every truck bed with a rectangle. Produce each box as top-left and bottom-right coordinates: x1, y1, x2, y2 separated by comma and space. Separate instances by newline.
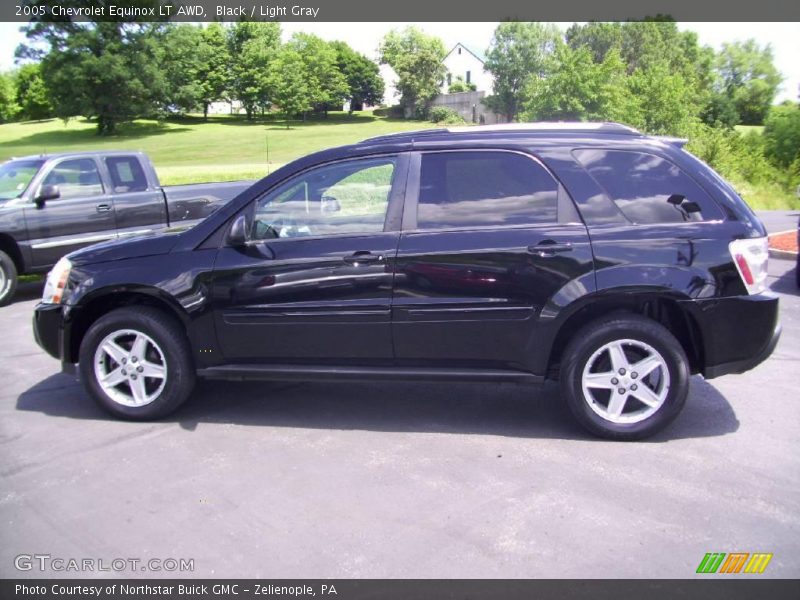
163, 180, 254, 226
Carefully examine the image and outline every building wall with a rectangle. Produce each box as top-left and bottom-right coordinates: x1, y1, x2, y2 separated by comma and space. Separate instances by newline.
430, 91, 504, 125
441, 44, 493, 94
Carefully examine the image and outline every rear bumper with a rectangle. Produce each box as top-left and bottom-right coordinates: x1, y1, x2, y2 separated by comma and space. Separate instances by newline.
32, 302, 75, 373
685, 293, 780, 379
703, 322, 781, 379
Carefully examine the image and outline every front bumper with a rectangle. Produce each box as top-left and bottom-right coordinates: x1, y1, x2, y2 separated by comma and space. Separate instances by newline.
32, 302, 75, 373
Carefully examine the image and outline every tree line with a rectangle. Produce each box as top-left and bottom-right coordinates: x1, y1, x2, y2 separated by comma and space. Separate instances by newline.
377, 22, 799, 197
1, 19, 797, 193
3, 21, 384, 133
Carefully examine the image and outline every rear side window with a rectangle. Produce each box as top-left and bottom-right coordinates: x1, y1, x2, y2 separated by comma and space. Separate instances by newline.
573, 149, 722, 224
417, 151, 558, 229
106, 156, 148, 193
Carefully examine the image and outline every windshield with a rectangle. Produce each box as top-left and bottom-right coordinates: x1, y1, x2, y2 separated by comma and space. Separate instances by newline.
0, 159, 44, 200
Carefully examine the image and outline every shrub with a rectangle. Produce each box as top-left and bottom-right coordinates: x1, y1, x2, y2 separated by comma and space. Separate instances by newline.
429, 106, 465, 124
763, 104, 800, 169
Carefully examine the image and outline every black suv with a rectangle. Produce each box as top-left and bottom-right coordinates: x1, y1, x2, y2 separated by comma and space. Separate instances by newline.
32, 123, 780, 440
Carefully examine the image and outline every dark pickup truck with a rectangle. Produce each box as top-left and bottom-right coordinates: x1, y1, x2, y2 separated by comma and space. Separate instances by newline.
0, 150, 251, 304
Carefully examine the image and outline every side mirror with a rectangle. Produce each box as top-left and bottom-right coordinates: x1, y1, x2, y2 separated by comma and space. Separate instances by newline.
34, 184, 60, 208
226, 214, 249, 246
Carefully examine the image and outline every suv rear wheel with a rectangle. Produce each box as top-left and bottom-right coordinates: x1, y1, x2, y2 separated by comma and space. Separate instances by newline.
78, 306, 195, 420
560, 314, 689, 440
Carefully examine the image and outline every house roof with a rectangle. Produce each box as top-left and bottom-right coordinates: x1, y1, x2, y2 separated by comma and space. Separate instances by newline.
444, 43, 486, 64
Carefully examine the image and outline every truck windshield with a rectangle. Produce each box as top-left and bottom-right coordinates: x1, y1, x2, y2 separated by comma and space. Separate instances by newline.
0, 159, 44, 200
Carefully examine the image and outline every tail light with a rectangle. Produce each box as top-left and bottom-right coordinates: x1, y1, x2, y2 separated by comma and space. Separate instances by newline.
729, 237, 769, 295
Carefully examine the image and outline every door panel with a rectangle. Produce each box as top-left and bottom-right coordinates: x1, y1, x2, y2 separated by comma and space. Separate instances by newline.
213, 235, 399, 361
211, 154, 408, 363
24, 157, 116, 268
392, 225, 593, 370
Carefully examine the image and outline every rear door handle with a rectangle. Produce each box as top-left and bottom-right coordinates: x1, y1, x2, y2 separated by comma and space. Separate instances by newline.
343, 251, 384, 265
96, 203, 112, 213
527, 241, 573, 257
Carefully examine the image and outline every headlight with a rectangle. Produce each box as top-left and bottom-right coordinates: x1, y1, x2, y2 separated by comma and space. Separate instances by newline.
42, 257, 72, 304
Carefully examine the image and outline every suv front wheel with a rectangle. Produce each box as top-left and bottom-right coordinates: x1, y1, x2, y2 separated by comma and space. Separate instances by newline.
78, 306, 195, 420
560, 314, 689, 440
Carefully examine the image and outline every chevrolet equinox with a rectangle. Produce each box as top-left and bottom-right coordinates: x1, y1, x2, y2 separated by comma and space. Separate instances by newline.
32, 123, 780, 440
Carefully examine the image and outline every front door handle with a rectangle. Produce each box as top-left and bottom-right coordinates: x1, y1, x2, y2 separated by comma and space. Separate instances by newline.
528, 241, 573, 257
96, 203, 112, 213
343, 251, 384, 265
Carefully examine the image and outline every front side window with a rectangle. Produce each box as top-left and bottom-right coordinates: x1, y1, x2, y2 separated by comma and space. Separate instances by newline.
251, 156, 397, 240
573, 149, 722, 224
42, 158, 103, 200
416, 151, 559, 229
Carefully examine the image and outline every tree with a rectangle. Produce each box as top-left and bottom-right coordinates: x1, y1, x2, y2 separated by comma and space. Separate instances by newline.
286, 34, 349, 115
700, 91, 740, 128
197, 23, 230, 120
159, 24, 205, 114
18, 21, 169, 134
228, 22, 281, 119
0, 72, 18, 122
763, 104, 800, 168
626, 61, 698, 135
522, 46, 635, 124
484, 22, 561, 122
379, 26, 446, 118
565, 21, 623, 63
716, 40, 783, 125
14, 63, 53, 120
267, 49, 313, 124
330, 41, 384, 111
567, 20, 714, 100
448, 76, 476, 94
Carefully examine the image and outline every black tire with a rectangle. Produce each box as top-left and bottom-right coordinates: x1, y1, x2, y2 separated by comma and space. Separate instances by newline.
0, 250, 18, 307
78, 306, 195, 420
559, 313, 689, 441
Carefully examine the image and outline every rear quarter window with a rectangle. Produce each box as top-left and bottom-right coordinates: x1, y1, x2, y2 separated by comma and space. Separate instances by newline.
105, 156, 149, 193
573, 149, 722, 224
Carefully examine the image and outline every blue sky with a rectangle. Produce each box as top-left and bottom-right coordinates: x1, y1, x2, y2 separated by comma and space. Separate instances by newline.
1, 21, 797, 103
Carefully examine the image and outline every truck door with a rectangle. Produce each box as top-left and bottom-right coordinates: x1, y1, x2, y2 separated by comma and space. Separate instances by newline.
103, 155, 169, 237
24, 157, 117, 269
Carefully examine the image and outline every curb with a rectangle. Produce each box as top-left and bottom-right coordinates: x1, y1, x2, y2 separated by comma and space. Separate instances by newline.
767, 229, 798, 261
769, 248, 798, 260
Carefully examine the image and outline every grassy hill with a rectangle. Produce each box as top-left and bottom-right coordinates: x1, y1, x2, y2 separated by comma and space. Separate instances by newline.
0, 113, 796, 209
0, 112, 436, 185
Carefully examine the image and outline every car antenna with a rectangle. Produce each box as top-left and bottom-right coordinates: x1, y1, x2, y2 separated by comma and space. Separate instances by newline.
266, 133, 270, 176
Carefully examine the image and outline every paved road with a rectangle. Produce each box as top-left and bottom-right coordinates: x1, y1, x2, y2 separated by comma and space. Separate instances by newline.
758, 209, 799, 235
1, 259, 798, 579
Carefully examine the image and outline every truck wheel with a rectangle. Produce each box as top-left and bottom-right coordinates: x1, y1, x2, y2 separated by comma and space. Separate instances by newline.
78, 306, 195, 420
0, 250, 18, 307
559, 314, 689, 441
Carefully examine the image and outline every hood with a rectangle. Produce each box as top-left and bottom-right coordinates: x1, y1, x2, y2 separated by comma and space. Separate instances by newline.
67, 228, 185, 266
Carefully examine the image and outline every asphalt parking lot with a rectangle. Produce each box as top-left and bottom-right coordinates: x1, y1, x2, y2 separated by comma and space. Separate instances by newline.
1, 247, 798, 579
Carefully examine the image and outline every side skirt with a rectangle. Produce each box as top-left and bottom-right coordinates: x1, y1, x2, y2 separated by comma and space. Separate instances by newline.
197, 364, 545, 385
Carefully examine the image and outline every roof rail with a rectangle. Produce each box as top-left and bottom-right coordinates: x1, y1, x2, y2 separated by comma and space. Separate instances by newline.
362, 122, 642, 143
447, 122, 641, 135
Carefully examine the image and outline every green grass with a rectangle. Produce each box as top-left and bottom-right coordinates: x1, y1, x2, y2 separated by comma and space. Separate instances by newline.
0, 113, 795, 210
730, 178, 800, 211
0, 112, 437, 185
